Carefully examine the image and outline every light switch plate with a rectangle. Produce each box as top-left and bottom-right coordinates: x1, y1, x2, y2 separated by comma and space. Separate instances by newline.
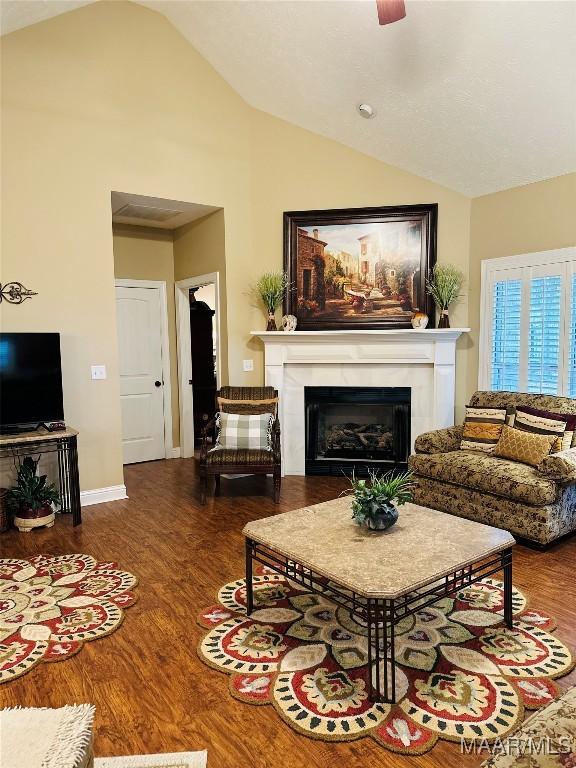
91, 364, 107, 380
242, 359, 254, 372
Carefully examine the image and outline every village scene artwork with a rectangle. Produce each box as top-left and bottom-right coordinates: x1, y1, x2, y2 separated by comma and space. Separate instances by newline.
292, 218, 425, 326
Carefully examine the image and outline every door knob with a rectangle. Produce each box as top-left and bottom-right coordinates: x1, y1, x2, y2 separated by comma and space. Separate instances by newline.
155, 380, 162, 387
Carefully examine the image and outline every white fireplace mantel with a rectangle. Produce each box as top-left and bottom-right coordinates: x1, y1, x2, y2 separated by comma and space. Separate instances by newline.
252, 328, 470, 476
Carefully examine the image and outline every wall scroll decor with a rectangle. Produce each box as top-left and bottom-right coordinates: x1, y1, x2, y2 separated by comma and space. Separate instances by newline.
0, 282, 38, 304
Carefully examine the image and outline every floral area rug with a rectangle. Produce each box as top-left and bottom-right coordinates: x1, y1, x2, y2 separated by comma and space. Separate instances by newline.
0, 554, 137, 682
197, 567, 574, 756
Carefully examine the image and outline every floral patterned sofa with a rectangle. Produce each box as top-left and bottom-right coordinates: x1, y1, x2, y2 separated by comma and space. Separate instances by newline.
409, 391, 576, 547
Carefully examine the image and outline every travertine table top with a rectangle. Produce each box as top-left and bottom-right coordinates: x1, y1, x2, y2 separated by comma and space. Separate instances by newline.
243, 498, 515, 599
0, 427, 78, 446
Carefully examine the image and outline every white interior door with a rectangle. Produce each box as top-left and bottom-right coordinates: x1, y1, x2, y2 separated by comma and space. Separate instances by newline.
116, 286, 166, 464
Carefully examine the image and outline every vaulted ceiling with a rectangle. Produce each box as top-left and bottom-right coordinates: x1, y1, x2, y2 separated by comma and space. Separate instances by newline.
2, 0, 575, 197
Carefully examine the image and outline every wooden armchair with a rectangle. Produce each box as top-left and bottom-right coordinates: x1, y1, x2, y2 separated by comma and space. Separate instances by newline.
198, 386, 281, 504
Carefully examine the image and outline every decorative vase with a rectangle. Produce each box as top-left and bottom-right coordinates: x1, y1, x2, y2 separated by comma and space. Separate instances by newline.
411, 311, 429, 329
282, 314, 297, 332
13, 504, 55, 533
361, 501, 399, 531
438, 309, 450, 328
266, 312, 278, 331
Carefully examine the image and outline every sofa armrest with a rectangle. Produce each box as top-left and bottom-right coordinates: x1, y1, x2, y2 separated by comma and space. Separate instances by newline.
538, 447, 576, 482
414, 425, 463, 455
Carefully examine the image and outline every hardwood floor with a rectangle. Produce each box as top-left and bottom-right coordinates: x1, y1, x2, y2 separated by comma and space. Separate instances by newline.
1, 458, 575, 767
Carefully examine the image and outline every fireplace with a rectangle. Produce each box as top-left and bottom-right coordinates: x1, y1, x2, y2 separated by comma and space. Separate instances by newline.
305, 386, 411, 476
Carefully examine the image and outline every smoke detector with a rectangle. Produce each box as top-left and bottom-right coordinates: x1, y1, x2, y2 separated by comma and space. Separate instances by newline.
357, 103, 376, 119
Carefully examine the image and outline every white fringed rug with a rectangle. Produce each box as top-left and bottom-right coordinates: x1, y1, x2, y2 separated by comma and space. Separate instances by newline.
94, 753, 207, 768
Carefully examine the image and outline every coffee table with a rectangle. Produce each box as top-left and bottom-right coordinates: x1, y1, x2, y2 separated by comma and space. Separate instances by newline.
243, 498, 515, 703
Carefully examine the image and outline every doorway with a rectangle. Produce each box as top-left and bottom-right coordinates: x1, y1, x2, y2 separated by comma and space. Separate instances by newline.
175, 272, 221, 458
115, 280, 173, 463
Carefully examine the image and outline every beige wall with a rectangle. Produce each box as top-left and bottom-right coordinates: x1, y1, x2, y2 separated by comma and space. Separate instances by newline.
247, 111, 472, 420
112, 226, 180, 447
0, 0, 483, 492
468, 174, 576, 398
1, 1, 251, 491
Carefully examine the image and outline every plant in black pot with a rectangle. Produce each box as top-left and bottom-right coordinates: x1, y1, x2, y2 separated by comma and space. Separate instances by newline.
344, 470, 413, 531
7, 456, 60, 532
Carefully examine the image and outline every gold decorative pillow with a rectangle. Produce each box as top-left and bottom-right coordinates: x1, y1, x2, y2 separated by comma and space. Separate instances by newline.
460, 407, 508, 453
493, 425, 556, 468
217, 397, 278, 416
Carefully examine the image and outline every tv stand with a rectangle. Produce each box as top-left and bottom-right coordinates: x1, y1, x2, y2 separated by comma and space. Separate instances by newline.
0, 427, 81, 526
0, 423, 43, 436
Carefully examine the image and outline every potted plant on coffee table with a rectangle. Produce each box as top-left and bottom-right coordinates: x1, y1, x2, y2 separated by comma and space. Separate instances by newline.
7, 456, 60, 532
344, 469, 413, 531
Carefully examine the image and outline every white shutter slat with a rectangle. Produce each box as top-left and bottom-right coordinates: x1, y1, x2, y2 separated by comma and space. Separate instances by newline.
527, 276, 561, 395
570, 273, 576, 398
491, 279, 522, 391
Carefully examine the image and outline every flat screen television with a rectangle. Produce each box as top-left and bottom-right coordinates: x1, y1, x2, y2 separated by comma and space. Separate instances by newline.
0, 333, 64, 432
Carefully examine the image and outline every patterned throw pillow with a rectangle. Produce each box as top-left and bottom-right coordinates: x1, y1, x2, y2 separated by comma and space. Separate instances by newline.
217, 397, 278, 416
460, 407, 508, 453
493, 425, 556, 468
509, 406, 574, 453
213, 412, 274, 451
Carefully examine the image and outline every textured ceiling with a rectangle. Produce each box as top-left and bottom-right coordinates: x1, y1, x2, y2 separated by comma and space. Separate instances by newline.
2, 0, 575, 197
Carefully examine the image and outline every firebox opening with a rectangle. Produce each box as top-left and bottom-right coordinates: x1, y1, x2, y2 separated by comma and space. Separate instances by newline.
305, 386, 411, 476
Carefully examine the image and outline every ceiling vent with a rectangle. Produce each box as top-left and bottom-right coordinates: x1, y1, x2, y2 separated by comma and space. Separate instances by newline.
113, 203, 183, 222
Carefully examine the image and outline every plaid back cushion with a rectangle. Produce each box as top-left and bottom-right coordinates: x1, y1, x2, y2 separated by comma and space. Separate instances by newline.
214, 412, 273, 451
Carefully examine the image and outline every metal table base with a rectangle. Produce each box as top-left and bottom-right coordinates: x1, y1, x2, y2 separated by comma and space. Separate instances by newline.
245, 538, 513, 702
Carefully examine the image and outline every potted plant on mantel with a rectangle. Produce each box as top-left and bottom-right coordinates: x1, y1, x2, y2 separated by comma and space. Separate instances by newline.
426, 263, 464, 328
7, 456, 60, 532
344, 470, 414, 531
254, 271, 290, 331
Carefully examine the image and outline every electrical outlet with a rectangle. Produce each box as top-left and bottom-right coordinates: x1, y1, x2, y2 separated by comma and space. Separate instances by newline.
242, 359, 254, 372
91, 365, 107, 380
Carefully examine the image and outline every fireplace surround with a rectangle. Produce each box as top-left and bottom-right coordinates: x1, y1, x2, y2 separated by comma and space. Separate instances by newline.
252, 328, 469, 476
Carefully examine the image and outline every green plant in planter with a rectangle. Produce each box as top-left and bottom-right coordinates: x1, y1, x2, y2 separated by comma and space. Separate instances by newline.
254, 271, 290, 331
7, 456, 60, 515
344, 470, 414, 530
426, 263, 464, 328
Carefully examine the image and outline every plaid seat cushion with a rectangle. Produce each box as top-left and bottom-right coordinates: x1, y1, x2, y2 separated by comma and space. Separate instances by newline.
213, 412, 273, 451
205, 448, 276, 466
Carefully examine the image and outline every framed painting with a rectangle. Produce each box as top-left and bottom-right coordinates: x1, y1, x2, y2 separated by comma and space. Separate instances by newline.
283, 203, 437, 330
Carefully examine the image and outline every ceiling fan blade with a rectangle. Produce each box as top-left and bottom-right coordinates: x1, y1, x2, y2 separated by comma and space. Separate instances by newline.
376, 0, 406, 25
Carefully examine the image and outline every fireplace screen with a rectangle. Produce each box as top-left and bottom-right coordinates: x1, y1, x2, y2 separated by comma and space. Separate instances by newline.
305, 386, 410, 475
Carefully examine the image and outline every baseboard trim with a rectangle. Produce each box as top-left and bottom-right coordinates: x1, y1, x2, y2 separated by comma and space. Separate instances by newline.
80, 484, 128, 507
170, 447, 181, 459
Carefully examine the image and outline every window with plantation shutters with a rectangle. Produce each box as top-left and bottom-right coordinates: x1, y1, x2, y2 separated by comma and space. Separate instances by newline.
570, 273, 576, 398
479, 249, 576, 397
